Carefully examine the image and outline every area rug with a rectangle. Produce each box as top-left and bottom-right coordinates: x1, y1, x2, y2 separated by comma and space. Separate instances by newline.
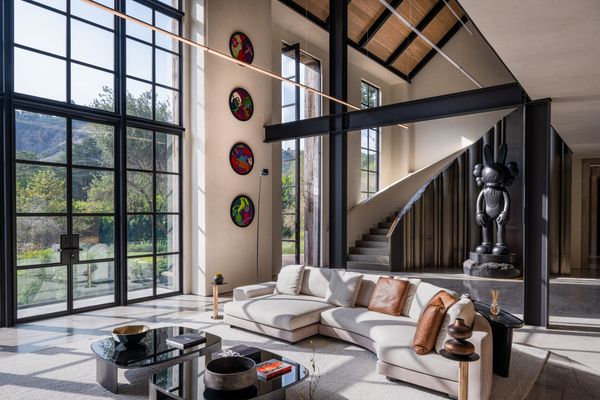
0, 309, 548, 400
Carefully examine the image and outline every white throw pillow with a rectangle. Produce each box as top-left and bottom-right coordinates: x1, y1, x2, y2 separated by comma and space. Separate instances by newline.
325, 270, 363, 307
275, 265, 305, 295
435, 294, 475, 353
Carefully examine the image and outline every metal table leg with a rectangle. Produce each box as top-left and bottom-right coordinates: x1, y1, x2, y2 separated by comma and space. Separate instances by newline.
96, 357, 119, 393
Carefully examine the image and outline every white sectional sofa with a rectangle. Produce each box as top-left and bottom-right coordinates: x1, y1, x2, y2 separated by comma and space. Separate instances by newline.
224, 267, 493, 400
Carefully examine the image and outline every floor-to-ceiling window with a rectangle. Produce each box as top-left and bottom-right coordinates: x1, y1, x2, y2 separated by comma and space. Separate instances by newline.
360, 81, 380, 200
281, 44, 321, 267
1, 0, 183, 324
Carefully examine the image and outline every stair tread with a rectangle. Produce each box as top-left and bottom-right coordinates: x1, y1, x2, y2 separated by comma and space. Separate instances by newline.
349, 247, 388, 255
356, 240, 389, 248
362, 234, 388, 242
348, 254, 390, 262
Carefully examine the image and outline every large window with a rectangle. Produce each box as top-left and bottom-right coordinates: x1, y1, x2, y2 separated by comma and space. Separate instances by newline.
2, 0, 184, 324
360, 81, 380, 200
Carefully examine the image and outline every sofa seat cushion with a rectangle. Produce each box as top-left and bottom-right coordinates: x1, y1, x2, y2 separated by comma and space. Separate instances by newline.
320, 306, 414, 340
224, 294, 334, 331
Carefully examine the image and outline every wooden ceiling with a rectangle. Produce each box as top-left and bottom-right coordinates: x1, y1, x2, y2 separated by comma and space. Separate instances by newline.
282, 0, 468, 81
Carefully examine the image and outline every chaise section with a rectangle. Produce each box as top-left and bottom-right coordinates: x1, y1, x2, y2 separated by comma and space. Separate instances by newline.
233, 282, 276, 301
320, 307, 414, 340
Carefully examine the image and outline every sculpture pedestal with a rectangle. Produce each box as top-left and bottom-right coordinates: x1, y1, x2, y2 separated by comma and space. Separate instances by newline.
463, 252, 521, 278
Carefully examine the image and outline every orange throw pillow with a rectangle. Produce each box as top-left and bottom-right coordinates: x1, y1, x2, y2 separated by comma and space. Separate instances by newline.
368, 277, 409, 316
413, 291, 456, 355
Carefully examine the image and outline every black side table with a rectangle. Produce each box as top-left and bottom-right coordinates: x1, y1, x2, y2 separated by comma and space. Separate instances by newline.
474, 300, 524, 377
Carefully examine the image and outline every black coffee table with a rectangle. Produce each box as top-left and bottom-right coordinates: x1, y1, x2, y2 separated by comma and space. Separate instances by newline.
474, 300, 524, 377
149, 347, 309, 400
91, 326, 221, 393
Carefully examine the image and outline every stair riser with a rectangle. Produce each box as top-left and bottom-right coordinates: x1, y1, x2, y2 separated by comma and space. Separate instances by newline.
362, 234, 388, 242
348, 255, 390, 263
347, 262, 390, 272
370, 228, 389, 235
378, 222, 393, 229
349, 247, 388, 256
355, 240, 389, 248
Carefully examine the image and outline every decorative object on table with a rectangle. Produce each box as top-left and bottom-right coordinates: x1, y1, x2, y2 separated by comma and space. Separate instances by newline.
256, 358, 292, 380
444, 318, 475, 357
229, 87, 254, 121
166, 332, 206, 350
213, 273, 224, 285
255, 168, 269, 283
212, 344, 261, 363
463, 143, 521, 278
111, 325, 149, 347
204, 356, 257, 391
210, 280, 228, 320
490, 289, 500, 316
229, 31, 254, 64
230, 194, 255, 227
229, 142, 254, 175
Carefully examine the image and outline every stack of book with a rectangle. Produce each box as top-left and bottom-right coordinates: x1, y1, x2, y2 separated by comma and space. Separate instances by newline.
256, 359, 292, 380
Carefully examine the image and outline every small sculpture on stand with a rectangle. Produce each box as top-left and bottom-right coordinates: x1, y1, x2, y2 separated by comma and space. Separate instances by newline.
463, 144, 521, 278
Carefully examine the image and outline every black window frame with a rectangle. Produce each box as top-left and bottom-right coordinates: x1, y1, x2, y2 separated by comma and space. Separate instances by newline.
360, 80, 380, 199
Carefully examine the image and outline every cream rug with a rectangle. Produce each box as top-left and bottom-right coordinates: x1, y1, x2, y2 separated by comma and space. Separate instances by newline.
0, 310, 548, 400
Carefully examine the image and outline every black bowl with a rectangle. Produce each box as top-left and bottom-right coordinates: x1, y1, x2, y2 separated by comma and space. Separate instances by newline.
112, 325, 149, 347
204, 356, 257, 391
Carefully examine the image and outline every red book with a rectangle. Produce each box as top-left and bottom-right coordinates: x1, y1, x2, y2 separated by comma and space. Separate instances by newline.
256, 359, 292, 380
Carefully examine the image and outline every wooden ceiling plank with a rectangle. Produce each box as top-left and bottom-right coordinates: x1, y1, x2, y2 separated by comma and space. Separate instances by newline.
357, 0, 404, 48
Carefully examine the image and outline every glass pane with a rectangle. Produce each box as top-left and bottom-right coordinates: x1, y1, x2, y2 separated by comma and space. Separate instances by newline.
369, 130, 378, 150
30, 0, 66, 12
282, 242, 295, 266
127, 257, 153, 299
73, 261, 115, 308
155, 132, 179, 173
17, 266, 68, 319
127, 128, 153, 170
282, 106, 295, 123
156, 49, 179, 88
282, 214, 296, 240
71, 19, 114, 70
360, 83, 368, 107
157, 0, 178, 10
71, 64, 114, 110
282, 187, 295, 213
156, 214, 179, 253
360, 192, 368, 202
15, 110, 66, 163
17, 216, 67, 266
126, 0, 152, 43
74, 216, 115, 260
282, 82, 295, 106
126, 38, 152, 80
127, 215, 153, 255
157, 254, 179, 293
15, 0, 66, 56
14, 48, 66, 101
16, 164, 67, 213
156, 173, 179, 212
361, 170, 368, 192
155, 86, 179, 124
72, 0, 115, 28
361, 148, 368, 170
155, 12, 179, 52
369, 172, 378, 193
127, 172, 153, 212
361, 131, 368, 148
282, 53, 295, 78
369, 87, 378, 107
72, 120, 114, 168
369, 151, 378, 171
126, 78, 153, 119
72, 168, 114, 213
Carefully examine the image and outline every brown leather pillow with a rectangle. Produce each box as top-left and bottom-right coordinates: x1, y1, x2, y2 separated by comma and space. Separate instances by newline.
368, 277, 409, 316
413, 291, 456, 355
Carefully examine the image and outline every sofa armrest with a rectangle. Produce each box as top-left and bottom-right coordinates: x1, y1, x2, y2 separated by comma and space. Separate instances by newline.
466, 313, 493, 400
233, 282, 276, 301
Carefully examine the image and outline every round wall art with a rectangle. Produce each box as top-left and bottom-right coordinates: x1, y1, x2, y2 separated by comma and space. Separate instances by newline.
229, 32, 254, 64
230, 195, 255, 227
229, 88, 254, 121
229, 142, 254, 175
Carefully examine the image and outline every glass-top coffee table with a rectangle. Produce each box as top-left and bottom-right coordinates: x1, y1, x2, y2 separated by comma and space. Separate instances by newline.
91, 326, 221, 393
149, 347, 308, 400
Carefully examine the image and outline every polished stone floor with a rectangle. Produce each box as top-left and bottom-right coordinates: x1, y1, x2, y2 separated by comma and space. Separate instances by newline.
0, 294, 599, 399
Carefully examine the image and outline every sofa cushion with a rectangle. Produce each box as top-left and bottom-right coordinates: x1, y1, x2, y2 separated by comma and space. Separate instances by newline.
413, 291, 456, 354
368, 277, 409, 316
435, 294, 475, 353
300, 267, 332, 298
395, 278, 421, 316
320, 306, 415, 340
355, 274, 386, 307
325, 270, 363, 307
275, 265, 305, 295
233, 282, 276, 301
224, 294, 334, 331
408, 282, 458, 320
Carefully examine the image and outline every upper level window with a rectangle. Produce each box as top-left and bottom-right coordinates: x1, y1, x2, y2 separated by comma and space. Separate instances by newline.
360, 81, 380, 200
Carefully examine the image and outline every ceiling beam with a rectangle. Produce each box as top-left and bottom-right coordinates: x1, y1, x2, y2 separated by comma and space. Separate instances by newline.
409, 15, 467, 79
265, 83, 526, 142
357, 0, 404, 48
385, 0, 446, 66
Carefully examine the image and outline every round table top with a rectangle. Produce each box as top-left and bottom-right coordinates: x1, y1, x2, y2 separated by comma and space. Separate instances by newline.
439, 349, 480, 363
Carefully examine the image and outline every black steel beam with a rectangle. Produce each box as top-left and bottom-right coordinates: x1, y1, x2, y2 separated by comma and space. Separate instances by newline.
409, 15, 467, 79
265, 83, 526, 142
357, 0, 403, 48
523, 99, 551, 327
386, 0, 446, 65
329, 0, 348, 269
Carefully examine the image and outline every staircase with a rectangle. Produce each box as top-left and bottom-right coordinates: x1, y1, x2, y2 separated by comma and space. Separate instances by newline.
347, 214, 395, 271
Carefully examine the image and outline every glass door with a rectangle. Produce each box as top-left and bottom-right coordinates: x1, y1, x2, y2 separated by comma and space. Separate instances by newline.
15, 109, 117, 320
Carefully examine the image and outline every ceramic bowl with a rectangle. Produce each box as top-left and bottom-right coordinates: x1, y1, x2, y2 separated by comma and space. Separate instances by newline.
112, 325, 149, 347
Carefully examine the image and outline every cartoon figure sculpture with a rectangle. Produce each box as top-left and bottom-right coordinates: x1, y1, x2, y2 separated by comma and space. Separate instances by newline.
473, 143, 519, 255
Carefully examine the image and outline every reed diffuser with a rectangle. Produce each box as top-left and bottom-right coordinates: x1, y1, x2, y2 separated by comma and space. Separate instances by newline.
490, 289, 500, 316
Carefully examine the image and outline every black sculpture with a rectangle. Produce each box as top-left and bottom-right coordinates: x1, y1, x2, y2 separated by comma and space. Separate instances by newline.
473, 144, 519, 256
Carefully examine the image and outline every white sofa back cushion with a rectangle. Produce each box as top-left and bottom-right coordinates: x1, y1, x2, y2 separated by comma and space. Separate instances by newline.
396, 278, 422, 316
325, 270, 363, 307
300, 267, 333, 298
408, 282, 458, 320
355, 274, 384, 307
435, 294, 475, 353
275, 264, 305, 295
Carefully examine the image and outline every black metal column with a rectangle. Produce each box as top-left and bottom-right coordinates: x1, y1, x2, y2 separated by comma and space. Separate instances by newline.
328, 0, 348, 268
523, 99, 551, 327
